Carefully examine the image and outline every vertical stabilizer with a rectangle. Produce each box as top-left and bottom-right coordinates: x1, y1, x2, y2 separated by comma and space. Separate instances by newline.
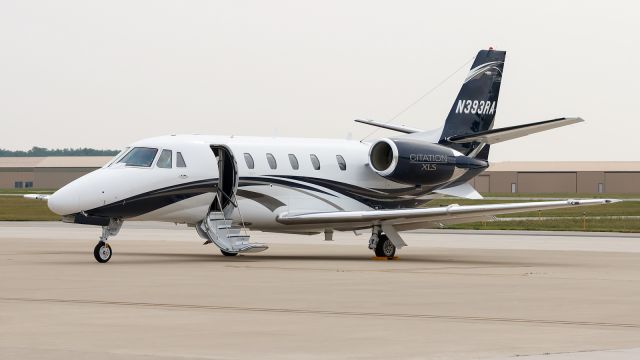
439, 49, 506, 157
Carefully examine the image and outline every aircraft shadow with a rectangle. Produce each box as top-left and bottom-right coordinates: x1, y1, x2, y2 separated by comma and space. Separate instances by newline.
43, 249, 555, 267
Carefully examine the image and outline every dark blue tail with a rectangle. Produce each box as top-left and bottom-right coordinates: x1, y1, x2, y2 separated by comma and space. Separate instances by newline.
439, 49, 506, 157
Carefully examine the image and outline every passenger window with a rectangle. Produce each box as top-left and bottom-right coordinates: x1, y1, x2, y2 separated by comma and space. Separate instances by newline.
310, 154, 320, 170
288, 154, 299, 170
266, 153, 277, 169
336, 155, 346, 171
118, 147, 158, 167
244, 153, 254, 169
157, 149, 173, 169
177, 152, 187, 168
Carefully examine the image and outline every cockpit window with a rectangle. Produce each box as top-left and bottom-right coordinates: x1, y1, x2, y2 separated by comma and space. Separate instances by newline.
118, 147, 158, 167
106, 147, 130, 167
177, 152, 187, 168
157, 149, 173, 169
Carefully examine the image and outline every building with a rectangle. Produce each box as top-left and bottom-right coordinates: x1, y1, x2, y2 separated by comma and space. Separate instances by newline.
1, 157, 639, 194
0, 157, 112, 189
470, 162, 640, 194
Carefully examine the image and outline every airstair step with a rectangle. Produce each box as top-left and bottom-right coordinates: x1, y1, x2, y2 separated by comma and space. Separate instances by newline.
208, 213, 226, 220
235, 243, 269, 253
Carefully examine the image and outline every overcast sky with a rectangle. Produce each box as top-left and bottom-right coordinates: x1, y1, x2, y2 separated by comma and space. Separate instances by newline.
1, 0, 638, 161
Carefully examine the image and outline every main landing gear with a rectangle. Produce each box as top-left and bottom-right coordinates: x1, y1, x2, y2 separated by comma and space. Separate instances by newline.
93, 219, 123, 263
369, 231, 396, 258
368, 225, 407, 259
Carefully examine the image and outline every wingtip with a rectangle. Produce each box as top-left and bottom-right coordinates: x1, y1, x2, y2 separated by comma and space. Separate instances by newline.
567, 198, 621, 206
23, 194, 50, 201
604, 199, 622, 204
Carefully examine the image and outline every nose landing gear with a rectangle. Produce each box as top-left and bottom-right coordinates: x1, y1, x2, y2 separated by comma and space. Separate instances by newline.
93, 219, 122, 263
94, 241, 112, 263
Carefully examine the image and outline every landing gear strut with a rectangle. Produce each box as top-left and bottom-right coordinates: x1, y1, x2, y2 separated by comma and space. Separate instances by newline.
93, 219, 123, 263
369, 227, 396, 258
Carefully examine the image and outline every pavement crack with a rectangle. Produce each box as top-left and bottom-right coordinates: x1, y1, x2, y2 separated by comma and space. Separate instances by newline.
2, 296, 639, 330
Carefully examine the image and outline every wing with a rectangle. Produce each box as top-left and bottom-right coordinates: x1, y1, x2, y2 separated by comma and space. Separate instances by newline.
277, 199, 619, 231
23, 194, 50, 201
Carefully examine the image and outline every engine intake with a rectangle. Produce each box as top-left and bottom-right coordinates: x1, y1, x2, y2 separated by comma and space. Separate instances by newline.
369, 139, 398, 176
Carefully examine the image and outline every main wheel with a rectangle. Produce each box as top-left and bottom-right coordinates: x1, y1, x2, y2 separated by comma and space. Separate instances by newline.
220, 249, 238, 257
93, 241, 112, 263
374, 234, 396, 258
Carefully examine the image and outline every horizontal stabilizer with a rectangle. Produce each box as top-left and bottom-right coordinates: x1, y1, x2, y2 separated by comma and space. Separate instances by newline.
433, 183, 483, 200
445, 117, 583, 144
354, 119, 423, 134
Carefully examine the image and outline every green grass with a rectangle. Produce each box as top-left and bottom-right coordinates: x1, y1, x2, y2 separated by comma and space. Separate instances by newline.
0, 188, 55, 195
450, 218, 640, 233
481, 192, 640, 199
428, 199, 640, 218
431, 194, 640, 232
0, 195, 59, 221
1, 192, 638, 233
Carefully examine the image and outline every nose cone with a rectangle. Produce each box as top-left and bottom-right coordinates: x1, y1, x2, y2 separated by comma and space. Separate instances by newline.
48, 187, 80, 216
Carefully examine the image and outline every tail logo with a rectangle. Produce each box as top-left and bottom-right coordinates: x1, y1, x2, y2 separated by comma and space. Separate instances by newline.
455, 100, 496, 115
464, 61, 504, 83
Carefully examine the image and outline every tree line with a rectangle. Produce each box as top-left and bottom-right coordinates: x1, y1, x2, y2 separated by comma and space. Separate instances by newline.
0, 147, 120, 157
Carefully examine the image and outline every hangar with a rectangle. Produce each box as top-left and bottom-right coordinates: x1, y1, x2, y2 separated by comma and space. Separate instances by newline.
470, 162, 640, 194
0, 157, 639, 194
0, 157, 111, 190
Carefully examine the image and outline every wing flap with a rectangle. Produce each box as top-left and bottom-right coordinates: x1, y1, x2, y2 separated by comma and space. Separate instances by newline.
277, 199, 619, 226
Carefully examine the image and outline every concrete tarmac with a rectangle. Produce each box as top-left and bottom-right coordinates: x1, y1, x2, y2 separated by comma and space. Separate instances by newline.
1, 221, 640, 359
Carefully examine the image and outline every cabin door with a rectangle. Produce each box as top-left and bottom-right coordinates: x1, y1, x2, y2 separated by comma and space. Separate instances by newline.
210, 145, 238, 217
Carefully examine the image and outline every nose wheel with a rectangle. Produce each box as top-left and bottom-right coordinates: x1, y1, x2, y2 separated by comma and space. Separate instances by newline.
94, 241, 112, 263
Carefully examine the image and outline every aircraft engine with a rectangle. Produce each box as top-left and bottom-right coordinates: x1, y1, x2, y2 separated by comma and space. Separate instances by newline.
367, 138, 488, 186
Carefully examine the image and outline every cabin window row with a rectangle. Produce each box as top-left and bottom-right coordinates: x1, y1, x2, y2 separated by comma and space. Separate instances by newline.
244, 153, 347, 171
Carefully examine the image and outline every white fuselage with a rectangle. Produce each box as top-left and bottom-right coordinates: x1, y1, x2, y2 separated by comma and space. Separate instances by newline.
48, 134, 445, 233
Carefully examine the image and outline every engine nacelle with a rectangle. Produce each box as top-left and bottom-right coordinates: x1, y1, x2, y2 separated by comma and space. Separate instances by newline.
368, 138, 487, 186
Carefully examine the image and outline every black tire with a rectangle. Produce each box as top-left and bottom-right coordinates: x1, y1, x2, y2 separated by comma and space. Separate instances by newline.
93, 241, 112, 263
374, 234, 396, 258
220, 249, 239, 257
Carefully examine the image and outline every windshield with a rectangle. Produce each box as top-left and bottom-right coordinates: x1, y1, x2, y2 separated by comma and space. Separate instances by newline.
117, 147, 158, 167
105, 147, 130, 167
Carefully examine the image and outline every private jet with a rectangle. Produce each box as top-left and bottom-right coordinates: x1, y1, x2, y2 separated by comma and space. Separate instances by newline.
27, 49, 618, 263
